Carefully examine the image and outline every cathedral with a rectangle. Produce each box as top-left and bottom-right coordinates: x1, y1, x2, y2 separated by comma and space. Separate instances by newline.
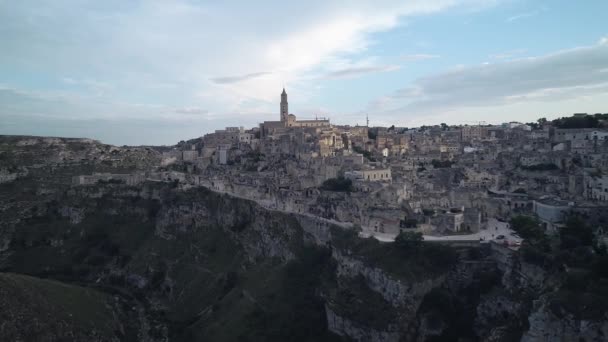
260, 88, 330, 137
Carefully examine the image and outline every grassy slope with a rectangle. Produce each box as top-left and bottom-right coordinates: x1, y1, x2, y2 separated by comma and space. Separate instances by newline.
0, 272, 121, 341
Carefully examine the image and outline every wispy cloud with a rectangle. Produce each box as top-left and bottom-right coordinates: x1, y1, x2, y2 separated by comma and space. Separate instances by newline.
173, 107, 208, 115
400, 54, 440, 62
373, 37, 608, 113
506, 7, 547, 23
210, 72, 272, 84
506, 11, 536, 22
324, 65, 400, 79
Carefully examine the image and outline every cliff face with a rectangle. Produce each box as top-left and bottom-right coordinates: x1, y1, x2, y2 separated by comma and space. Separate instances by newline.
522, 295, 608, 342
0, 176, 465, 341
325, 305, 400, 342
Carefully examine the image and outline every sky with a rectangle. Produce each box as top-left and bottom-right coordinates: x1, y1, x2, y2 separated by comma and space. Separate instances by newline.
1, 0, 607, 145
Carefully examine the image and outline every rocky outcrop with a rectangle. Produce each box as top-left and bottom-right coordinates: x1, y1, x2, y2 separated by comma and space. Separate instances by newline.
333, 249, 445, 309
474, 290, 525, 340
325, 305, 400, 342
522, 295, 608, 342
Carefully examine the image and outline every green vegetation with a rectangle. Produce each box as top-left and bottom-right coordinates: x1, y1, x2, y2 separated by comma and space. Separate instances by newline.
423, 209, 435, 216
394, 231, 423, 249
330, 227, 457, 281
510, 216, 545, 240
320, 176, 353, 192
194, 247, 341, 342
510, 214, 608, 320
0, 272, 125, 341
399, 217, 418, 228
510, 215, 551, 266
559, 215, 594, 249
367, 129, 377, 140
352, 145, 375, 161
246, 151, 265, 163
431, 159, 454, 168
520, 163, 559, 171
552, 113, 608, 129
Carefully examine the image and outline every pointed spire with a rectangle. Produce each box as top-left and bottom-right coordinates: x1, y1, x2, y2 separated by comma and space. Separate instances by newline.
282, 87, 286, 95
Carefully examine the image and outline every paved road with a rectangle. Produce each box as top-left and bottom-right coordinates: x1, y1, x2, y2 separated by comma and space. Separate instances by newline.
361, 218, 523, 245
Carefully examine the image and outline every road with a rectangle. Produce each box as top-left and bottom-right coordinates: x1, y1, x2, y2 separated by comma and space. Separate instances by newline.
360, 218, 523, 246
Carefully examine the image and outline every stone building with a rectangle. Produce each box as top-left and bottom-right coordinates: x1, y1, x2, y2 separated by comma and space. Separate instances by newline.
585, 175, 608, 201
260, 88, 330, 137
345, 168, 392, 182
461, 125, 483, 141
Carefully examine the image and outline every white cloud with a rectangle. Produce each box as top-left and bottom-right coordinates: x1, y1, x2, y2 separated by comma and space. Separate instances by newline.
324, 65, 400, 79
394, 38, 608, 108
506, 11, 537, 22
367, 38, 608, 124
211, 72, 273, 85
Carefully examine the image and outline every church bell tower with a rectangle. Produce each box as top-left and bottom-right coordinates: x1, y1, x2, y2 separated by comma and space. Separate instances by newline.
280, 88, 288, 123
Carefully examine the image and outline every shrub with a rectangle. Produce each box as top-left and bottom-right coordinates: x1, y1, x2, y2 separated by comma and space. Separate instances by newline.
521, 163, 558, 171
510, 216, 544, 240
400, 218, 418, 228
394, 231, 423, 249
320, 177, 353, 192
560, 215, 594, 248
431, 159, 454, 168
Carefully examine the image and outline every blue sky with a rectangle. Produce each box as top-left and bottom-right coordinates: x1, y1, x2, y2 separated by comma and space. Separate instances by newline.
1, 0, 607, 145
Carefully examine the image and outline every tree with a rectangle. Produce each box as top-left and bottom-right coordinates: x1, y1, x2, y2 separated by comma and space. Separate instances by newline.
422, 209, 435, 217
510, 215, 544, 240
400, 217, 418, 228
367, 129, 377, 140
560, 215, 594, 248
431, 159, 454, 168
320, 177, 353, 192
552, 115, 600, 129
394, 231, 423, 249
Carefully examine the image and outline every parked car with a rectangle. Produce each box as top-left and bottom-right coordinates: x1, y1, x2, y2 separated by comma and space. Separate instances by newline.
496, 235, 505, 240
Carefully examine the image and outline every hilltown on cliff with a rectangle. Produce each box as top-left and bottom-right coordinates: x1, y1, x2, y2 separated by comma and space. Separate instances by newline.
65, 89, 608, 248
